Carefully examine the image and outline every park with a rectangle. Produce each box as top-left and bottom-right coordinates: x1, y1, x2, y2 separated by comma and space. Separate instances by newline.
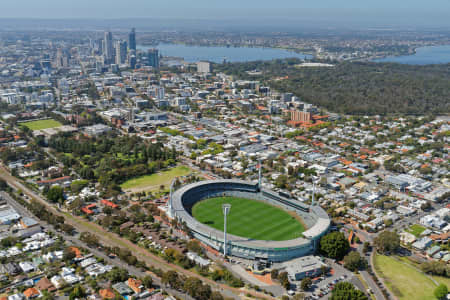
21, 119, 63, 130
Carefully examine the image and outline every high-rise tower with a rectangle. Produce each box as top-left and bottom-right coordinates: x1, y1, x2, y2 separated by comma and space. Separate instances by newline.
148, 48, 160, 69
104, 31, 114, 63
128, 28, 136, 51
115, 40, 127, 65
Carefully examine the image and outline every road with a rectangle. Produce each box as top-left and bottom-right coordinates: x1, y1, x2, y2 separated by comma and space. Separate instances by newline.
0, 164, 272, 300
344, 226, 386, 300
2, 190, 203, 300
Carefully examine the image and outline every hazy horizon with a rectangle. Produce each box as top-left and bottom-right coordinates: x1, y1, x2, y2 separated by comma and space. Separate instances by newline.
0, 0, 449, 30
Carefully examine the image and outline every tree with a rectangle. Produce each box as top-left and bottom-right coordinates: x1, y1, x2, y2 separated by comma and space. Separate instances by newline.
196, 282, 212, 300
278, 271, 290, 289
363, 242, 370, 254
162, 270, 182, 290
434, 284, 448, 300
320, 232, 350, 260
320, 265, 328, 276
293, 293, 305, 300
107, 267, 129, 283
421, 260, 450, 276
374, 230, 399, 254
63, 247, 76, 261
343, 251, 365, 271
60, 223, 75, 235
41, 290, 54, 300
47, 185, 64, 204
271, 269, 279, 280
300, 277, 312, 291
275, 174, 289, 189
80, 166, 95, 180
0, 179, 8, 190
330, 282, 368, 300
210, 291, 224, 300
79, 232, 99, 247
69, 285, 86, 300
141, 275, 153, 288
1, 236, 18, 248
187, 240, 203, 255
88, 278, 98, 290
70, 180, 89, 193
184, 277, 202, 297
384, 219, 393, 227
421, 201, 432, 211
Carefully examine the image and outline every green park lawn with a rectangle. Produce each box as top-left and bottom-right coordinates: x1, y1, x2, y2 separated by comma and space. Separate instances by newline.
120, 165, 192, 191
192, 196, 305, 241
374, 254, 447, 300
21, 119, 62, 130
406, 224, 427, 237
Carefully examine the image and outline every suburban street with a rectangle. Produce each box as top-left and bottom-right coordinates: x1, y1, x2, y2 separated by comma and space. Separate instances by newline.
0, 164, 271, 300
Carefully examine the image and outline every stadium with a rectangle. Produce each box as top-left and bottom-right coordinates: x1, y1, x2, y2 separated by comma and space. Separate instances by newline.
170, 179, 330, 262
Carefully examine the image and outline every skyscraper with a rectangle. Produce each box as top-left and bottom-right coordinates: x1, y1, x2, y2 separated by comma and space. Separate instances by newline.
148, 48, 160, 69
128, 28, 136, 52
104, 31, 114, 63
129, 55, 136, 69
115, 40, 127, 65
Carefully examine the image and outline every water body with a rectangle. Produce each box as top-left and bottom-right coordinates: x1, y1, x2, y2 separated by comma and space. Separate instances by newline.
138, 43, 312, 63
374, 45, 450, 65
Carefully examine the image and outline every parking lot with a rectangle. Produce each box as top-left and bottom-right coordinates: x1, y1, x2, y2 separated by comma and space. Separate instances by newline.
290, 258, 357, 299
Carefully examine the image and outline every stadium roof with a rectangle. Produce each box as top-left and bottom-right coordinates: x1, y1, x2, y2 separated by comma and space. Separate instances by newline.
172, 179, 330, 250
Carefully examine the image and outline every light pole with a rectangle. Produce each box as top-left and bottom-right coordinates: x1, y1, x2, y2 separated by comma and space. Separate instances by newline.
168, 178, 176, 218
222, 204, 231, 257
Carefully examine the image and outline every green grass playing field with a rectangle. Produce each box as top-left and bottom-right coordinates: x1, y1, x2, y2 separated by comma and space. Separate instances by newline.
374, 254, 449, 300
21, 119, 62, 130
192, 197, 305, 241
120, 165, 193, 191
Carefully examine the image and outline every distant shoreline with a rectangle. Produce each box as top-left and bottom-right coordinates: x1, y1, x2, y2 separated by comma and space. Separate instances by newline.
138, 41, 450, 64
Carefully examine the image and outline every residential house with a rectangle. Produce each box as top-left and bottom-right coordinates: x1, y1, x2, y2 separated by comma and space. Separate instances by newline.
127, 278, 144, 294
35, 277, 56, 293
23, 288, 39, 299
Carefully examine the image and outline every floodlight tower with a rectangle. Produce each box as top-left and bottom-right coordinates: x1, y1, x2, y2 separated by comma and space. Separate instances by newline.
311, 176, 321, 207
258, 159, 262, 189
169, 178, 176, 217
222, 204, 231, 257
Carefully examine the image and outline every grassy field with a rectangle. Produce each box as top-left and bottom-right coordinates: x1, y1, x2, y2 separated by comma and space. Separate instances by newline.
21, 119, 62, 130
374, 254, 445, 300
120, 165, 193, 191
406, 224, 427, 237
192, 196, 305, 241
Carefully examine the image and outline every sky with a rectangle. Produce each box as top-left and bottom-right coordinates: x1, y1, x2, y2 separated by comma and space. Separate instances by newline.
1, 0, 450, 28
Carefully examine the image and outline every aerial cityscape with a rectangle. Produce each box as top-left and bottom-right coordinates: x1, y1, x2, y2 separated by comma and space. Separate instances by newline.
0, 1, 449, 300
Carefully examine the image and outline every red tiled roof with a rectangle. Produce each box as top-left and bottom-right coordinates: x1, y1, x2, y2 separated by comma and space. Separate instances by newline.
101, 199, 119, 209
23, 287, 39, 298
36, 176, 71, 184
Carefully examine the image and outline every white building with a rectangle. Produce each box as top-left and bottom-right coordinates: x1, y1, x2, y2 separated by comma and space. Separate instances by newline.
196, 61, 211, 74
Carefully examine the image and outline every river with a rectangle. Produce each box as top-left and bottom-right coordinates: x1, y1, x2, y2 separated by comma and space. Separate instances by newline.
138, 43, 312, 63
373, 45, 450, 65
